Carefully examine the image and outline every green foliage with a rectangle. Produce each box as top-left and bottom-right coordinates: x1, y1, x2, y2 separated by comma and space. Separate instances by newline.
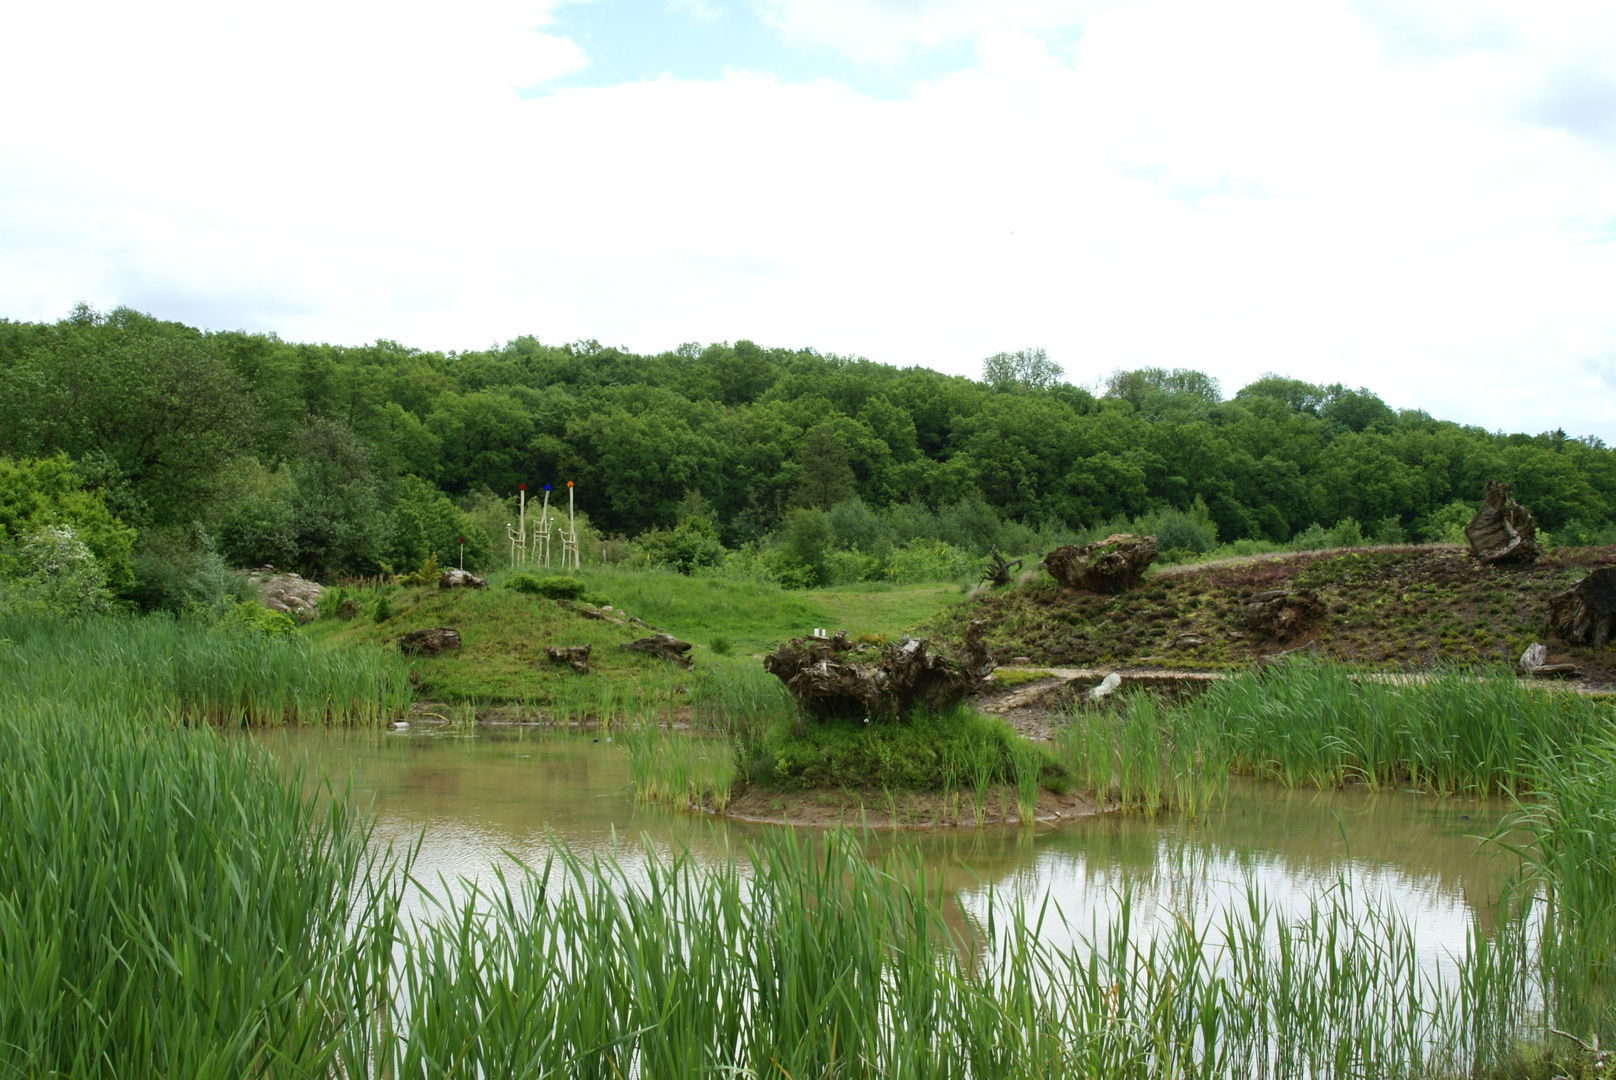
505, 573, 587, 600
214, 598, 297, 637
1423, 498, 1475, 543
776, 506, 832, 587
982, 346, 1063, 393
4, 306, 1614, 584
636, 516, 725, 574
373, 594, 393, 623
125, 523, 253, 615
708, 635, 732, 655
0, 526, 117, 618
0, 454, 134, 588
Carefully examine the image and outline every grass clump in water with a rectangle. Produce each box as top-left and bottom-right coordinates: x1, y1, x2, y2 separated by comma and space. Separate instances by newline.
741, 705, 1070, 796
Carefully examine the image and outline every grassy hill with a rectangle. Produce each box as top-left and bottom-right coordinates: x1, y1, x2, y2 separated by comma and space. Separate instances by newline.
925, 544, 1616, 684
304, 569, 961, 705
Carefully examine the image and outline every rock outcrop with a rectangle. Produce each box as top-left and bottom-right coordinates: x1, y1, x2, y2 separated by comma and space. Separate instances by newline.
1042, 534, 1157, 593
246, 567, 323, 623
1465, 480, 1540, 565
763, 621, 995, 721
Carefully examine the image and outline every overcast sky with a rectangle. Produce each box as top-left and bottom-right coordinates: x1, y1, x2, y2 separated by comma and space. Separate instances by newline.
3, 0, 1615, 439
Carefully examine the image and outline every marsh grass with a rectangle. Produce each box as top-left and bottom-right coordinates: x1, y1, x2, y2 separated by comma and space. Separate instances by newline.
620, 721, 737, 813
384, 827, 1541, 1079
1055, 663, 1613, 816
0, 694, 404, 1078
0, 614, 410, 725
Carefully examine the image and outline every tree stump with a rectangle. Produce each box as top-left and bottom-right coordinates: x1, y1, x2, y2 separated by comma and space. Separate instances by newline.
546, 644, 592, 674
438, 568, 488, 590
1546, 568, 1616, 649
763, 621, 995, 721
1041, 534, 1157, 593
979, 548, 1022, 589
1465, 480, 1540, 565
621, 633, 694, 669
400, 627, 462, 656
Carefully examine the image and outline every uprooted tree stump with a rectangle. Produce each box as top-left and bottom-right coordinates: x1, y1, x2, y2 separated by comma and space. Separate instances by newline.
763, 620, 996, 723
1041, 534, 1158, 593
1465, 480, 1540, 565
400, 627, 462, 656
546, 644, 592, 674
979, 548, 1022, 589
1244, 589, 1327, 644
622, 633, 694, 669
1546, 568, 1616, 649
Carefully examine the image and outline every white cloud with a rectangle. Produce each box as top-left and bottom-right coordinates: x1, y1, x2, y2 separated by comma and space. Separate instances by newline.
2, 0, 1616, 440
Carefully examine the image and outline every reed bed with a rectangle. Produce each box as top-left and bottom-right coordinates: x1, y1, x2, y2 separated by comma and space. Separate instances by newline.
1054, 663, 1614, 814
1201, 664, 1603, 797
620, 720, 738, 813
0, 614, 411, 725
385, 828, 1536, 1079
1054, 692, 1231, 814
0, 694, 401, 1079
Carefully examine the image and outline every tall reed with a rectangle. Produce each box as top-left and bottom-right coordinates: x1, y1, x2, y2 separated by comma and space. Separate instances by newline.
0, 694, 403, 1078
385, 827, 1537, 1078
1054, 691, 1230, 814
0, 614, 411, 725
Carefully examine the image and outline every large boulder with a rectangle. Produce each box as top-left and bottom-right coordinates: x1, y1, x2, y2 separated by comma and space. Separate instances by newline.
763, 621, 995, 721
1546, 568, 1616, 649
246, 567, 322, 623
1464, 480, 1540, 565
1041, 534, 1158, 593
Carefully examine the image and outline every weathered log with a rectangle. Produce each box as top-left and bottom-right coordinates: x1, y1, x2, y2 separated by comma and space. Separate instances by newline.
400, 627, 462, 656
763, 621, 995, 721
1465, 480, 1540, 565
622, 633, 694, 669
979, 548, 1023, 589
1041, 534, 1157, 593
438, 568, 488, 590
546, 644, 592, 674
1545, 568, 1616, 649
1244, 589, 1326, 644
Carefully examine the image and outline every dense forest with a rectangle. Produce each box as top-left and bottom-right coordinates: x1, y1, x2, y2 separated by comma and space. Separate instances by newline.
2, 304, 1614, 611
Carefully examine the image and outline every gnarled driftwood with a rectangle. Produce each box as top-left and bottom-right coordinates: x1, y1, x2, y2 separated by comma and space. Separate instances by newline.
1546, 568, 1616, 649
400, 627, 462, 656
621, 633, 694, 669
1041, 534, 1157, 593
763, 620, 995, 722
1465, 480, 1540, 565
547, 644, 592, 674
979, 548, 1023, 589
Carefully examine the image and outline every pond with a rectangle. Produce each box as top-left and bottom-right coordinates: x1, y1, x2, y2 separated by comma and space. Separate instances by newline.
260, 725, 1520, 970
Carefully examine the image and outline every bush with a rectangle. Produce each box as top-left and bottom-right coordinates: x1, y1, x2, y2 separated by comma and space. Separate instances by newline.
0, 526, 116, 618
506, 574, 588, 601
125, 523, 253, 616
214, 599, 297, 638
637, 518, 725, 574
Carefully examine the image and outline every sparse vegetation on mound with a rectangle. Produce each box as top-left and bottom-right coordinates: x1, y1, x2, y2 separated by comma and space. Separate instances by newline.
928, 544, 1616, 684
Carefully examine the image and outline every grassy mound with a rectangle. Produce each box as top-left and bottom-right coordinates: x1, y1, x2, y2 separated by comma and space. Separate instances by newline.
929, 544, 1616, 678
740, 707, 1070, 794
308, 570, 963, 705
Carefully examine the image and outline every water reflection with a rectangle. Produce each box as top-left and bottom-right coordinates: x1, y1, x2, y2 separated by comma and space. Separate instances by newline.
259, 727, 1521, 964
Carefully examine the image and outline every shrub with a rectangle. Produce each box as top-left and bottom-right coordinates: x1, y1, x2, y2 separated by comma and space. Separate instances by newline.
506, 574, 587, 601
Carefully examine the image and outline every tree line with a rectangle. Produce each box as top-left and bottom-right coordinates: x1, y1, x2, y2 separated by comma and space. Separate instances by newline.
1, 304, 1612, 605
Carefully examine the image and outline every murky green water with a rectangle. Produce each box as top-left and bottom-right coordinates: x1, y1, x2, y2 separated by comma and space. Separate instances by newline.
260, 726, 1519, 967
